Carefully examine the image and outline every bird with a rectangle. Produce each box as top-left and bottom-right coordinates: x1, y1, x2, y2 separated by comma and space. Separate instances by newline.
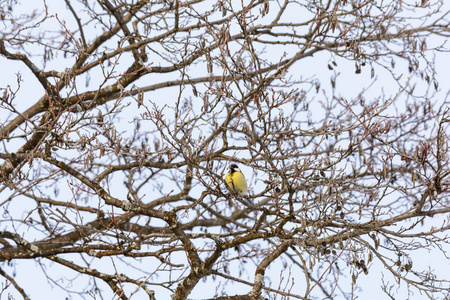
225, 164, 248, 195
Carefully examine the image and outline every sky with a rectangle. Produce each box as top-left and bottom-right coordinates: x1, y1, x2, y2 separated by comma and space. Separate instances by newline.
1, 0, 450, 299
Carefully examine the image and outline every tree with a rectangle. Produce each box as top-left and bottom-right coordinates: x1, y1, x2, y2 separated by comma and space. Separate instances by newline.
1, 0, 450, 299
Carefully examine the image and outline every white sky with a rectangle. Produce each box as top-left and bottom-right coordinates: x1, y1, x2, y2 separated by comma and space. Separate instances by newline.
1, 1, 450, 299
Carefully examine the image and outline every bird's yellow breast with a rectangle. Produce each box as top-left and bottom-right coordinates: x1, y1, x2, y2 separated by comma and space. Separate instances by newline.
225, 171, 247, 194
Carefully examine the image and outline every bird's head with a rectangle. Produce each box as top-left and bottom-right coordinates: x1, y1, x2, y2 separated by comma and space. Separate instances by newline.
230, 164, 240, 173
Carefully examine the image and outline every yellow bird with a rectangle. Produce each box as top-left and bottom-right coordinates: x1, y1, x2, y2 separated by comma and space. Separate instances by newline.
225, 164, 247, 194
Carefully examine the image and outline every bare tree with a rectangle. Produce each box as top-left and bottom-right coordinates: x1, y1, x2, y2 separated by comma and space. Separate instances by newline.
1, 0, 450, 299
